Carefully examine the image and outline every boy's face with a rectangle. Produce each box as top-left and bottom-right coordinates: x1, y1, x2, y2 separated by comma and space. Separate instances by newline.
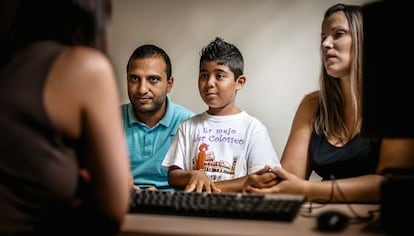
127, 56, 173, 116
198, 61, 245, 115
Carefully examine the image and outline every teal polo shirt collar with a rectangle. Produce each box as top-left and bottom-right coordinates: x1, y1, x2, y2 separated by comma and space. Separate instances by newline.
127, 96, 173, 129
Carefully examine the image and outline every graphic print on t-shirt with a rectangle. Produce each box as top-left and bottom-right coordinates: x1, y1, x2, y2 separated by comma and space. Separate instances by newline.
193, 142, 238, 181
196, 143, 208, 170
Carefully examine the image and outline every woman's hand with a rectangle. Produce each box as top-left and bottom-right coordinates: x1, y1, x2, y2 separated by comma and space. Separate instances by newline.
245, 167, 309, 195
71, 168, 91, 207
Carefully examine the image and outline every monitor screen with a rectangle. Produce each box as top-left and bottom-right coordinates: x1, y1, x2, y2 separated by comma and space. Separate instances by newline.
361, 0, 414, 138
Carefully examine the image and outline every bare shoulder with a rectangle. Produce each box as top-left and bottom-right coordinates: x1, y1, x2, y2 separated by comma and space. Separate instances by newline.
302, 90, 319, 104
298, 90, 319, 111
45, 45, 118, 116
57, 46, 114, 83
64, 46, 109, 64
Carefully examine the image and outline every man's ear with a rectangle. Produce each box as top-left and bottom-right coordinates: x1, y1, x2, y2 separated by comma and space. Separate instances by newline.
167, 76, 174, 93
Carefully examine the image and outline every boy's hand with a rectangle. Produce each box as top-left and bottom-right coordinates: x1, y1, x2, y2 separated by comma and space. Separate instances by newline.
242, 166, 279, 193
185, 170, 221, 193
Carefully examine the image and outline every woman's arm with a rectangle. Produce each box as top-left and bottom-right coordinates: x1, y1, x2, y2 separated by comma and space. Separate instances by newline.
76, 47, 131, 225
376, 138, 414, 174
280, 92, 319, 179
247, 167, 383, 202
45, 46, 131, 227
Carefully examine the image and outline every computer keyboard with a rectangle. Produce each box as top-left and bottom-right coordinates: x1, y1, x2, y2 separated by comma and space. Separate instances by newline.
129, 189, 306, 222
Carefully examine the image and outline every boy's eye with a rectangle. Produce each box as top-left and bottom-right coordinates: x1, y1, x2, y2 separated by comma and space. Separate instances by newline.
216, 73, 225, 79
199, 73, 209, 80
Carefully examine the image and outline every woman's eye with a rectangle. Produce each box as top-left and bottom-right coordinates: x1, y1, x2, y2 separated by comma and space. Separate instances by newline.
335, 30, 346, 39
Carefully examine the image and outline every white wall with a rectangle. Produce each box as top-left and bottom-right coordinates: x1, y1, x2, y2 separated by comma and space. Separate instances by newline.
108, 0, 376, 157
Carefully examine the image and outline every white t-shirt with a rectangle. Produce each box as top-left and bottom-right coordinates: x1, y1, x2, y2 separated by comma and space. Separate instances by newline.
162, 111, 280, 182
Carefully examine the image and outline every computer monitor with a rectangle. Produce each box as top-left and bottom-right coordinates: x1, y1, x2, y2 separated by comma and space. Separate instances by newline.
362, 2, 414, 235
361, 0, 414, 138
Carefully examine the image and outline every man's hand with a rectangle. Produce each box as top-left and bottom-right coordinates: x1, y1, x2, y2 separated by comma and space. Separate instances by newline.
129, 174, 140, 190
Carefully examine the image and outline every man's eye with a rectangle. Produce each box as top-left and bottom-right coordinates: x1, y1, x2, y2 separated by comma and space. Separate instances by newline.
130, 76, 139, 81
149, 76, 160, 83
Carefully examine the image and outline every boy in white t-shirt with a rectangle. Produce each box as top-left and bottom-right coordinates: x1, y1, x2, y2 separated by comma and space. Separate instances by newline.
161, 37, 280, 192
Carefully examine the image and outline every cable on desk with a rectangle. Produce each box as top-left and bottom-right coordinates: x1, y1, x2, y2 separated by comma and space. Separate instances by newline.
298, 176, 335, 217
330, 175, 379, 224
298, 174, 381, 223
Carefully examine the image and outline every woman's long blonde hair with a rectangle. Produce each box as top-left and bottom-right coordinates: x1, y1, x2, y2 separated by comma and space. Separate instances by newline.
314, 3, 364, 144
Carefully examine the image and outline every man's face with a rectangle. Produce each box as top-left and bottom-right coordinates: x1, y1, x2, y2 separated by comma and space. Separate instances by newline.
127, 56, 172, 115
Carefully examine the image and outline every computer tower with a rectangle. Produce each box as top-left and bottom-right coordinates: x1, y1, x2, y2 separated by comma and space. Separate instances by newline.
362, 1, 414, 234
380, 169, 414, 235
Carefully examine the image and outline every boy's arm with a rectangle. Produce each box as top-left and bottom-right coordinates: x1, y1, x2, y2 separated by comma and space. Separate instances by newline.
168, 165, 279, 193
216, 167, 278, 192
167, 166, 192, 188
214, 177, 248, 192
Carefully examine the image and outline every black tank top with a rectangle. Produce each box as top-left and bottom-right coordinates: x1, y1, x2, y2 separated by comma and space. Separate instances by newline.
0, 41, 80, 232
309, 131, 381, 180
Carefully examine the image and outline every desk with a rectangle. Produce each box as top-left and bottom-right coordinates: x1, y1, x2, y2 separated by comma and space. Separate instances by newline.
119, 203, 384, 236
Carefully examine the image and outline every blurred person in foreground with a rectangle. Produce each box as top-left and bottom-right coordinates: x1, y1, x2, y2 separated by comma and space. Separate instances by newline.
0, 0, 131, 235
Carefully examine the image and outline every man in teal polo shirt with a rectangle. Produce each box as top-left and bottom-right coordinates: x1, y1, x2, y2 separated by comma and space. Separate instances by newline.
122, 44, 194, 190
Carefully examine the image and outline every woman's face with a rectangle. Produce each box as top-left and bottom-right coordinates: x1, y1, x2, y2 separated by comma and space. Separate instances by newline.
321, 11, 352, 79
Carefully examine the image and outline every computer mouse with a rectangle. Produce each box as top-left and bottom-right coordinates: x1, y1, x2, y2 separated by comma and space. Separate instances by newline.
317, 210, 349, 232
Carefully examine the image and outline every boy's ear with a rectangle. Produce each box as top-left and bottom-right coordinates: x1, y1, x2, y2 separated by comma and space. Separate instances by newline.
236, 75, 246, 90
